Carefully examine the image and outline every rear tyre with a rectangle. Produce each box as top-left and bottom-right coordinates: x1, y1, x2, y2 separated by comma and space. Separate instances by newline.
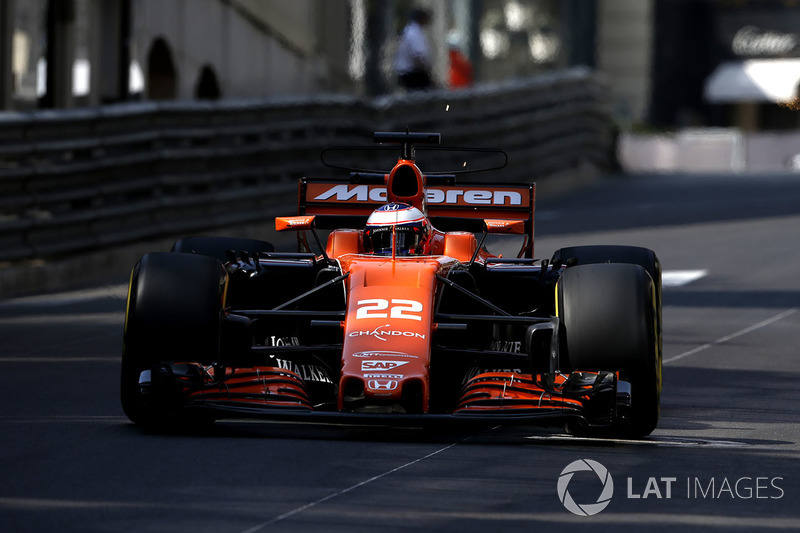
171, 236, 274, 263
557, 263, 661, 438
121, 252, 227, 429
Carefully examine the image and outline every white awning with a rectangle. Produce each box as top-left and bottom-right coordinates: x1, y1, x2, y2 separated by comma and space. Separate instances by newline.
704, 59, 800, 103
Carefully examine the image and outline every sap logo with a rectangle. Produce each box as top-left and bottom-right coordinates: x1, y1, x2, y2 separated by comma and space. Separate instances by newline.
314, 185, 523, 206
367, 379, 398, 391
361, 360, 409, 371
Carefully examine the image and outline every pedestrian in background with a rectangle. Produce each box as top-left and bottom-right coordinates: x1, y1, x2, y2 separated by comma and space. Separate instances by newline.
447, 32, 473, 89
395, 8, 434, 91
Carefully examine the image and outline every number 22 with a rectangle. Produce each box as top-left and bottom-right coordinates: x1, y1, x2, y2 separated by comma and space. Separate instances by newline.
356, 299, 423, 321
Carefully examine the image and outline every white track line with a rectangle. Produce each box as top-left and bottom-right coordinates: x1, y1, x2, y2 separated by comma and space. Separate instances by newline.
662, 269, 707, 287
664, 307, 798, 364
240, 441, 460, 532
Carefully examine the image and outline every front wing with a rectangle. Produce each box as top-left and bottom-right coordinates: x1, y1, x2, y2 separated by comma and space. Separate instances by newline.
148, 361, 630, 429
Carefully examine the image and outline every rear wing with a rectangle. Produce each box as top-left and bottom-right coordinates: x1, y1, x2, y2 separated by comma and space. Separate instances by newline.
298, 178, 536, 258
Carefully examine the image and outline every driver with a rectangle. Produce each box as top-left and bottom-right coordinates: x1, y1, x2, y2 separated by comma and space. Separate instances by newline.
363, 203, 431, 255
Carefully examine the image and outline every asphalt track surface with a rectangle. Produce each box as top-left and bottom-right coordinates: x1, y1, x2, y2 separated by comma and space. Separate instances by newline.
1, 172, 800, 532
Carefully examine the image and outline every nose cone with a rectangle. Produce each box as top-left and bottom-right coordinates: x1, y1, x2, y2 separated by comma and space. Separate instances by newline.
338, 257, 442, 413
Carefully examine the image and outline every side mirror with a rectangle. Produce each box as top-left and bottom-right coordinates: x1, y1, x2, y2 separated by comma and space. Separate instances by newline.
275, 215, 316, 232
469, 219, 526, 265
274, 215, 330, 264
484, 219, 525, 235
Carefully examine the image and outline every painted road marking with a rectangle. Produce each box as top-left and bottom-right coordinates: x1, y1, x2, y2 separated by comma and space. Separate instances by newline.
662, 270, 707, 287
0, 284, 127, 308
241, 440, 463, 532
664, 307, 798, 364
524, 434, 748, 448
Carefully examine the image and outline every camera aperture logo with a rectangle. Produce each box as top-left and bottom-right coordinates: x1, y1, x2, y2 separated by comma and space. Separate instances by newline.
557, 459, 614, 516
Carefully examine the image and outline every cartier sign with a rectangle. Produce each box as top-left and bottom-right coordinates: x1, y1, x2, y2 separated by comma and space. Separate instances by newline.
732, 26, 798, 57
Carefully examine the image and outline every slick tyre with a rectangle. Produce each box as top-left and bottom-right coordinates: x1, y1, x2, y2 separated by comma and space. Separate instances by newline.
551, 245, 662, 347
551, 245, 661, 294
121, 252, 227, 428
171, 236, 274, 263
557, 263, 661, 438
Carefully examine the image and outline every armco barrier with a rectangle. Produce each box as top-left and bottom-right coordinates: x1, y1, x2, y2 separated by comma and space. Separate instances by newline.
0, 67, 614, 263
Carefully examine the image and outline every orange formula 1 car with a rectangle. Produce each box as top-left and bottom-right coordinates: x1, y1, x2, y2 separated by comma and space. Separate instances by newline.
121, 132, 662, 437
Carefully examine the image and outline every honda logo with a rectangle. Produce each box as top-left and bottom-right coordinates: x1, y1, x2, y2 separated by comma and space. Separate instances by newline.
367, 379, 398, 391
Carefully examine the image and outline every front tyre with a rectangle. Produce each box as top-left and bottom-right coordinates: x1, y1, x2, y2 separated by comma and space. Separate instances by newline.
121, 252, 227, 428
552, 245, 662, 364
557, 263, 661, 438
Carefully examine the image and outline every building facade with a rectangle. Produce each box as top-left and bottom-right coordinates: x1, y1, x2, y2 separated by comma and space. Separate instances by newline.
2, 0, 603, 111
651, 0, 800, 131
4, 0, 355, 109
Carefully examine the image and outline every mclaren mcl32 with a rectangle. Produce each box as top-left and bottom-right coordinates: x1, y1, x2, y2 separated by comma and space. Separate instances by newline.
121, 132, 662, 437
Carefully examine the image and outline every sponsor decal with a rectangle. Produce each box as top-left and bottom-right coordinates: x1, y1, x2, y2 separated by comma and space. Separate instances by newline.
489, 339, 523, 353
274, 358, 333, 384
363, 373, 404, 379
462, 366, 523, 384
361, 360, 409, 372
484, 219, 525, 234
351, 351, 417, 359
311, 184, 525, 207
367, 379, 398, 391
266, 336, 300, 347
356, 299, 423, 321
286, 216, 314, 226
313, 184, 387, 203
348, 324, 426, 342
266, 338, 333, 384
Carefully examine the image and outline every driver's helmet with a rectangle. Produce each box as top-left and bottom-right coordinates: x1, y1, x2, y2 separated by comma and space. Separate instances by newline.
364, 203, 431, 255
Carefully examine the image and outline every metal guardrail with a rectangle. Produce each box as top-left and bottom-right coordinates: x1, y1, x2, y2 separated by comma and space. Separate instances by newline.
0, 67, 614, 263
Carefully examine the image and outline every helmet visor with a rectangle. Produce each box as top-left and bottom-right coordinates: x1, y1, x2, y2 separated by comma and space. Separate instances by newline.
365, 225, 424, 255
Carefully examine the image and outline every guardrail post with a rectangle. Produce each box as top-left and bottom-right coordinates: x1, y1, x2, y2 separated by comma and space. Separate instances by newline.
0, 0, 12, 109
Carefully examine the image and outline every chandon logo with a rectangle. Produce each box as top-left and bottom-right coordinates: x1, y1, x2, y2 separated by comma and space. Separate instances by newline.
557, 459, 614, 516
348, 324, 426, 342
